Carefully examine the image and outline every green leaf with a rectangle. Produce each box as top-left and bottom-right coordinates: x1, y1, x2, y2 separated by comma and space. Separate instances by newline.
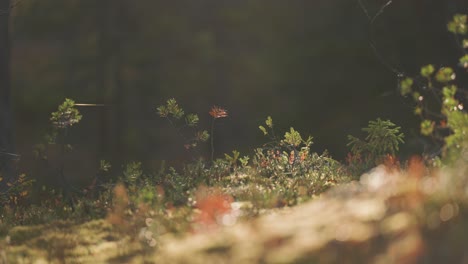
157, 98, 185, 119
420, 120, 435, 136
166, 98, 184, 119
412, 92, 421, 102
196, 130, 210, 142
259, 126, 268, 135
283, 127, 303, 147
99, 160, 112, 172
442, 85, 457, 98
448, 14, 467, 35
157, 105, 168, 117
435, 67, 456, 83
304, 136, 314, 147
265, 116, 273, 128
420, 64, 435, 78
459, 54, 468, 69
442, 97, 458, 114
239, 156, 250, 167
186, 114, 199, 127
444, 110, 468, 162
346, 135, 366, 155
123, 162, 143, 184
50, 98, 82, 129
414, 107, 423, 116
232, 150, 240, 160
400, 77, 413, 96
224, 153, 233, 162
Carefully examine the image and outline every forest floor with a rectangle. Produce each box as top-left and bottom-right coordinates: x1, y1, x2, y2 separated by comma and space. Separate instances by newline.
1, 163, 468, 264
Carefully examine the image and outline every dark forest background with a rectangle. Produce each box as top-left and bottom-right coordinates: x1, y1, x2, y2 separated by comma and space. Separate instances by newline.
5, 0, 468, 182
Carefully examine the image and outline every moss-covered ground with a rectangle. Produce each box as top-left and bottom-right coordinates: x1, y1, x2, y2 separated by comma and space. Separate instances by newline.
2, 161, 468, 264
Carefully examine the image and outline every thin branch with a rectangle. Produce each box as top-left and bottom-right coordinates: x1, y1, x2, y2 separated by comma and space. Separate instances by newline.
75, 103, 107, 107
371, 0, 393, 25
369, 42, 401, 75
0, 151, 20, 158
357, 0, 371, 21
357, 0, 403, 76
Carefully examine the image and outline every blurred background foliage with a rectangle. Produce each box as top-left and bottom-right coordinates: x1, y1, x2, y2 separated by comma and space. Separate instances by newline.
8, 0, 468, 178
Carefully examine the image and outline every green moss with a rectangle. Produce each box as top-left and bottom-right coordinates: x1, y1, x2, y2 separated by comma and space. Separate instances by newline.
8, 225, 44, 245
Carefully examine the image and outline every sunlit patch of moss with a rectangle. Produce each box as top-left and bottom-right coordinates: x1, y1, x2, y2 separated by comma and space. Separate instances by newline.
3, 219, 150, 263
8, 225, 44, 245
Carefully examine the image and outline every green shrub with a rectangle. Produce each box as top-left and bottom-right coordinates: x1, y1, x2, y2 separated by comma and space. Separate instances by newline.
254, 116, 314, 178
399, 13, 467, 164
346, 118, 404, 176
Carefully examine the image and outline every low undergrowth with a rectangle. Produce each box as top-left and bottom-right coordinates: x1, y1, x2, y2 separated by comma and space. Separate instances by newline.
0, 12, 466, 264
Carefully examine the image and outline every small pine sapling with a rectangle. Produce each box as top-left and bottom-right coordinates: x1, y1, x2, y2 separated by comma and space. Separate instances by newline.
157, 98, 210, 154
347, 118, 404, 176
49, 98, 83, 211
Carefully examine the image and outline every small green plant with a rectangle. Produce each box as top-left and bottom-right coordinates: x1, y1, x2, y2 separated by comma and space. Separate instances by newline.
224, 150, 250, 171
399, 13, 467, 163
254, 116, 341, 184
121, 161, 143, 186
157, 98, 209, 152
50, 98, 82, 129
49, 98, 83, 210
256, 116, 306, 177
33, 98, 82, 163
99, 160, 111, 172
157, 99, 230, 163
347, 118, 404, 175
0, 173, 34, 206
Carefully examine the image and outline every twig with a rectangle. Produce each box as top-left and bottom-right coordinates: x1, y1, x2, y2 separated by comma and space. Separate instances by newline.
0, 151, 20, 158
371, 0, 393, 25
75, 103, 107, 107
357, 0, 403, 76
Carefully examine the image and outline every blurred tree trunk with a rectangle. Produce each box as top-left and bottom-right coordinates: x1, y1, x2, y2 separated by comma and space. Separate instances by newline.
0, 0, 15, 191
